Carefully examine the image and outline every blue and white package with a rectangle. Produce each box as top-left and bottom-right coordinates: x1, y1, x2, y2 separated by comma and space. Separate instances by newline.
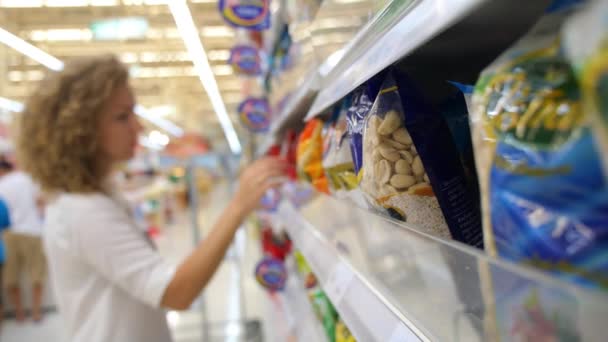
471, 0, 608, 288
347, 86, 375, 177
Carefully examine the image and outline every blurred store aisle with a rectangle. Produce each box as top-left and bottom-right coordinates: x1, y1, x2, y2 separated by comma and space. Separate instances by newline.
1, 183, 267, 342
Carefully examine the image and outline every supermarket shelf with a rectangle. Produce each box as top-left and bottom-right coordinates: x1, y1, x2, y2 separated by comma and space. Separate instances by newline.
283, 257, 328, 342
274, 192, 608, 341
306, 0, 550, 119
270, 69, 320, 135
256, 68, 321, 157
255, 137, 278, 159
264, 256, 327, 342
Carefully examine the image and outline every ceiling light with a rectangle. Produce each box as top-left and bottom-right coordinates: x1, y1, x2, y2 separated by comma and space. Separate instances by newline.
207, 49, 230, 61
45, 0, 88, 6
1, 27, 184, 137
145, 28, 164, 39
0, 0, 42, 6
200, 26, 234, 38
148, 130, 170, 146
120, 52, 139, 63
8, 71, 23, 82
140, 52, 159, 63
212, 65, 233, 76
29, 28, 92, 42
315, 18, 362, 30
90, 0, 118, 5
0, 0, 119, 6
0, 97, 24, 113
164, 28, 181, 39
26, 70, 45, 81
168, 0, 241, 154
138, 135, 164, 151
0, 28, 64, 70
319, 48, 345, 76
148, 105, 175, 118
135, 105, 184, 137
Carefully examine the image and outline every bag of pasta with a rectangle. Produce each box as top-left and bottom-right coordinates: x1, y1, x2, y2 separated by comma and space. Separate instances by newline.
471, 0, 608, 288
563, 0, 608, 179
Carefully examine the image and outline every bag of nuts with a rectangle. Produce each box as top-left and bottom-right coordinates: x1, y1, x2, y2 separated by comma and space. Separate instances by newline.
359, 71, 483, 248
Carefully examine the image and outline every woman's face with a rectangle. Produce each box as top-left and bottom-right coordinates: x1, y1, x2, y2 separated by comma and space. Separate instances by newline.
98, 83, 143, 164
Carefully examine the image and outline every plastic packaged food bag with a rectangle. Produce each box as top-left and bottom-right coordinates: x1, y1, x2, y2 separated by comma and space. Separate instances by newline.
335, 318, 356, 342
358, 71, 483, 248
471, 0, 608, 288
296, 118, 330, 193
347, 72, 387, 178
322, 97, 358, 193
309, 289, 338, 342
563, 0, 608, 179
347, 86, 376, 178
442, 82, 481, 200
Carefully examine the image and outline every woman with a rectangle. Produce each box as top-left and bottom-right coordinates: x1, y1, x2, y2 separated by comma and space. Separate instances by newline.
16, 55, 286, 341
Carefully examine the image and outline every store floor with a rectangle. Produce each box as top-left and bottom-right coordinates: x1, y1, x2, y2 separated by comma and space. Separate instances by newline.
1, 183, 269, 342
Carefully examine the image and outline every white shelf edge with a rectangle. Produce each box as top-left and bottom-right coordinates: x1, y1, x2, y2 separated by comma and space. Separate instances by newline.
270, 69, 320, 133
264, 255, 328, 342
255, 68, 321, 157
277, 201, 430, 342
282, 257, 329, 342
306, 0, 486, 119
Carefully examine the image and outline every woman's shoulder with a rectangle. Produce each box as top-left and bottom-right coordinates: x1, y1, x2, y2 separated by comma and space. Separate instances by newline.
49, 192, 126, 219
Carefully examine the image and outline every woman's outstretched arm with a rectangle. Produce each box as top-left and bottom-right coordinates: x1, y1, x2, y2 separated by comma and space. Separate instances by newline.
161, 157, 286, 310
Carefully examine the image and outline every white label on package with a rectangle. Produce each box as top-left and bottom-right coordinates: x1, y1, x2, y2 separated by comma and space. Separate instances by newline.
388, 322, 421, 342
324, 261, 355, 304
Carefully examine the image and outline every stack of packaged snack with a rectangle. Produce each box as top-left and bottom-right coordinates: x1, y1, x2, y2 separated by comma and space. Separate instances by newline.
293, 251, 356, 342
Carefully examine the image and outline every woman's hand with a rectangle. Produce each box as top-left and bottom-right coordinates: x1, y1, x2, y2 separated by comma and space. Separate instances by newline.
231, 157, 288, 217
163, 156, 288, 310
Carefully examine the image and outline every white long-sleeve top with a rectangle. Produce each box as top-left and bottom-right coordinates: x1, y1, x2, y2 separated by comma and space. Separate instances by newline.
44, 191, 176, 342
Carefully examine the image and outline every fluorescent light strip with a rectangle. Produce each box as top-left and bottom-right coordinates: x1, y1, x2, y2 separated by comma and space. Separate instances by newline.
138, 135, 164, 151
0, 97, 25, 112
0, 97, 182, 139
135, 105, 183, 137
0, 27, 184, 137
0, 97, 174, 151
0, 28, 64, 71
168, 1, 242, 154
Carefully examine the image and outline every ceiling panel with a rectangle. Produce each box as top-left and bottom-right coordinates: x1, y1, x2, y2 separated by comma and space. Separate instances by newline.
0, 0, 244, 144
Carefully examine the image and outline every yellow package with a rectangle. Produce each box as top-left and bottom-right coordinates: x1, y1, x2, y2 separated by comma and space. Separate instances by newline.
297, 118, 330, 193
335, 319, 356, 342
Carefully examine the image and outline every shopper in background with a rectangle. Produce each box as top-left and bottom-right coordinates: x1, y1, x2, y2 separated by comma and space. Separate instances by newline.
17, 55, 286, 342
0, 192, 10, 324
0, 160, 46, 322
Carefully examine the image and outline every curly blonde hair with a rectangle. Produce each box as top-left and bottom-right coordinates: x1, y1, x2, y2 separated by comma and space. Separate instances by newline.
17, 55, 129, 193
